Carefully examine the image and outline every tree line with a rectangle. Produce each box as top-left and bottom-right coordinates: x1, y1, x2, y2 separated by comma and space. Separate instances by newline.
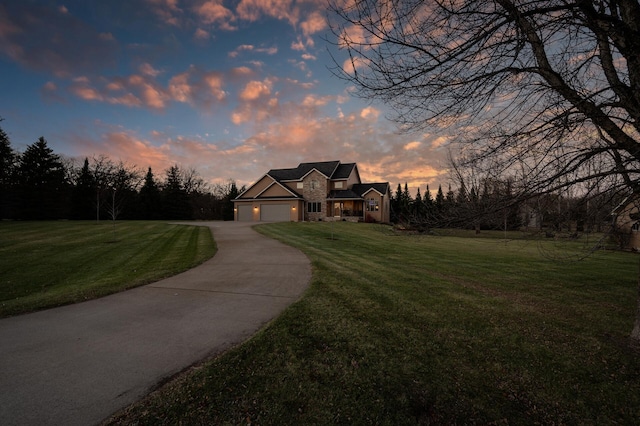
390, 179, 620, 235
0, 124, 243, 221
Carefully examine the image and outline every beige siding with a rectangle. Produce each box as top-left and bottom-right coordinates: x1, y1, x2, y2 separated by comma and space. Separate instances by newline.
363, 190, 390, 223
282, 181, 302, 192
346, 166, 361, 187
239, 176, 273, 198
615, 199, 640, 249
260, 183, 293, 197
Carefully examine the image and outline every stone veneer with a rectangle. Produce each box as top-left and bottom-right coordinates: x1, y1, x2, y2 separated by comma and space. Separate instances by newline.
302, 170, 328, 221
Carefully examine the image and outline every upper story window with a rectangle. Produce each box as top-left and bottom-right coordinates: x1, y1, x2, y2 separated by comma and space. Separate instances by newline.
310, 180, 319, 190
335, 182, 343, 189
297, 182, 304, 189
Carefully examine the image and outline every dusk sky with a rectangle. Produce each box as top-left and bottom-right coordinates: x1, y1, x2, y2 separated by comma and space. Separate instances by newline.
0, 0, 452, 192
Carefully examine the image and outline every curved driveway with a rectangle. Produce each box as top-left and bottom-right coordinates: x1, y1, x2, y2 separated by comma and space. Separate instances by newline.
0, 221, 310, 426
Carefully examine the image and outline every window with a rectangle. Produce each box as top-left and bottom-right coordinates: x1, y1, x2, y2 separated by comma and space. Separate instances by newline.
366, 198, 379, 212
310, 180, 319, 190
307, 202, 322, 213
335, 181, 343, 189
297, 182, 304, 189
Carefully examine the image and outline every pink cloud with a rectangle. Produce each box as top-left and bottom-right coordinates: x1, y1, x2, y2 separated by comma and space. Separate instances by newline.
194, 28, 210, 40
236, 0, 299, 26
66, 98, 450, 191
139, 63, 161, 77
300, 10, 326, 37
239, 79, 273, 101
195, 0, 236, 30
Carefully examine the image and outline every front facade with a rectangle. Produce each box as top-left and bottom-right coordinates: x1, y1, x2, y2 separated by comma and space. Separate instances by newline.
234, 161, 390, 223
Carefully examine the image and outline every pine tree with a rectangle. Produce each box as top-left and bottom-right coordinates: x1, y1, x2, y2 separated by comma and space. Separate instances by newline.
71, 158, 96, 219
445, 184, 455, 206
0, 122, 17, 218
391, 183, 403, 222
17, 137, 69, 219
435, 185, 445, 212
163, 165, 191, 219
414, 187, 423, 218
223, 181, 239, 221
139, 167, 161, 219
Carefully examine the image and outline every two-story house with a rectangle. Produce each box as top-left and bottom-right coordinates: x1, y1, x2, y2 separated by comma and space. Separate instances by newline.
233, 160, 390, 222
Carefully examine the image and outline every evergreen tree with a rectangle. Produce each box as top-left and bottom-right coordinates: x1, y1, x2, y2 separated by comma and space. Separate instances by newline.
139, 167, 161, 219
17, 137, 69, 219
413, 187, 423, 217
423, 185, 434, 213
391, 183, 403, 222
400, 182, 412, 219
163, 165, 191, 219
0, 122, 17, 218
222, 181, 240, 221
435, 185, 445, 212
445, 184, 455, 206
71, 158, 96, 219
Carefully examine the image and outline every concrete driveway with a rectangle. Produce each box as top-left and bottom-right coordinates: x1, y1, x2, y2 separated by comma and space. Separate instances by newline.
0, 221, 310, 426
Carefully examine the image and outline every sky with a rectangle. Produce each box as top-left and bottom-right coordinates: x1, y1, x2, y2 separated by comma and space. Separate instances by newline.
0, 0, 452, 192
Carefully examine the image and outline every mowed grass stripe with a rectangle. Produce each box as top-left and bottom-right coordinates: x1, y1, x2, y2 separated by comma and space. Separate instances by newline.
0, 221, 216, 317
107, 221, 640, 424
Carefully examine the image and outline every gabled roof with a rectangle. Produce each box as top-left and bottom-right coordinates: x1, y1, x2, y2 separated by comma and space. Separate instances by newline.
255, 180, 303, 199
327, 189, 363, 200
268, 161, 342, 181
332, 162, 357, 179
328, 183, 390, 200
352, 183, 390, 197
234, 174, 302, 200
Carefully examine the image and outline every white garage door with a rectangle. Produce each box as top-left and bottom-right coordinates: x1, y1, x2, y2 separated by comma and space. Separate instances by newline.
260, 204, 290, 222
237, 205, 253, 221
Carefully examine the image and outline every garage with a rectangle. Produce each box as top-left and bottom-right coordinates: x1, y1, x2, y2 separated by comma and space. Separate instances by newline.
237, 205, 253, 221
260, 204, 290, 222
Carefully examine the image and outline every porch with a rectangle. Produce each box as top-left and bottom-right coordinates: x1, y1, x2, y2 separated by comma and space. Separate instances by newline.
327, 200, 364, 222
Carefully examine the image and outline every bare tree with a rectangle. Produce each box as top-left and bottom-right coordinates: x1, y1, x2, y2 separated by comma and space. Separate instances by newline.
329, 0, 640, 343
90, 155, 116, 222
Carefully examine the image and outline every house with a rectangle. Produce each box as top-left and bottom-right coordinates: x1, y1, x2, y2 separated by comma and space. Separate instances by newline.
612, 195, 640, 249
233, 160, 390, 223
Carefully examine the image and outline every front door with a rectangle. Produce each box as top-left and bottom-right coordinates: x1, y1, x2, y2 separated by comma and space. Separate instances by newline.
333, 202, 343, 217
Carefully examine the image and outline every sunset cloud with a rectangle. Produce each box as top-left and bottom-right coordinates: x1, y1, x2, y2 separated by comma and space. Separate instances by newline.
195, 0, 236, 30
236, 0, 299, 26
301, 10, 326, 34
2, 0, 453, 200
239, 79, 273, 101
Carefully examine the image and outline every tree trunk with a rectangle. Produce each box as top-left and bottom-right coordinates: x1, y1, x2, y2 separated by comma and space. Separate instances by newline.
632, 259, 640, 345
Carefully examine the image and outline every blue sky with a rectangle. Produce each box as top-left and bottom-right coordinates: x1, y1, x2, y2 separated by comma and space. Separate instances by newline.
0, 0, 450, 191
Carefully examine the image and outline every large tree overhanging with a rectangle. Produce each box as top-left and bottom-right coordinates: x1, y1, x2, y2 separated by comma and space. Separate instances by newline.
329, 0, 640, 194
329, 0, 640, 341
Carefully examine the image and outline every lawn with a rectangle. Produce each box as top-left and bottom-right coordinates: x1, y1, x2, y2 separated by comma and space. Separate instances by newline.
106, 222, 640, 425
0, 221, 216, 317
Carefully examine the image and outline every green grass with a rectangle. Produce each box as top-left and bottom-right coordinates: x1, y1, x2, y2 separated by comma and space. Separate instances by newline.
0, 221, 216, 317
103, 222, 639, 424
